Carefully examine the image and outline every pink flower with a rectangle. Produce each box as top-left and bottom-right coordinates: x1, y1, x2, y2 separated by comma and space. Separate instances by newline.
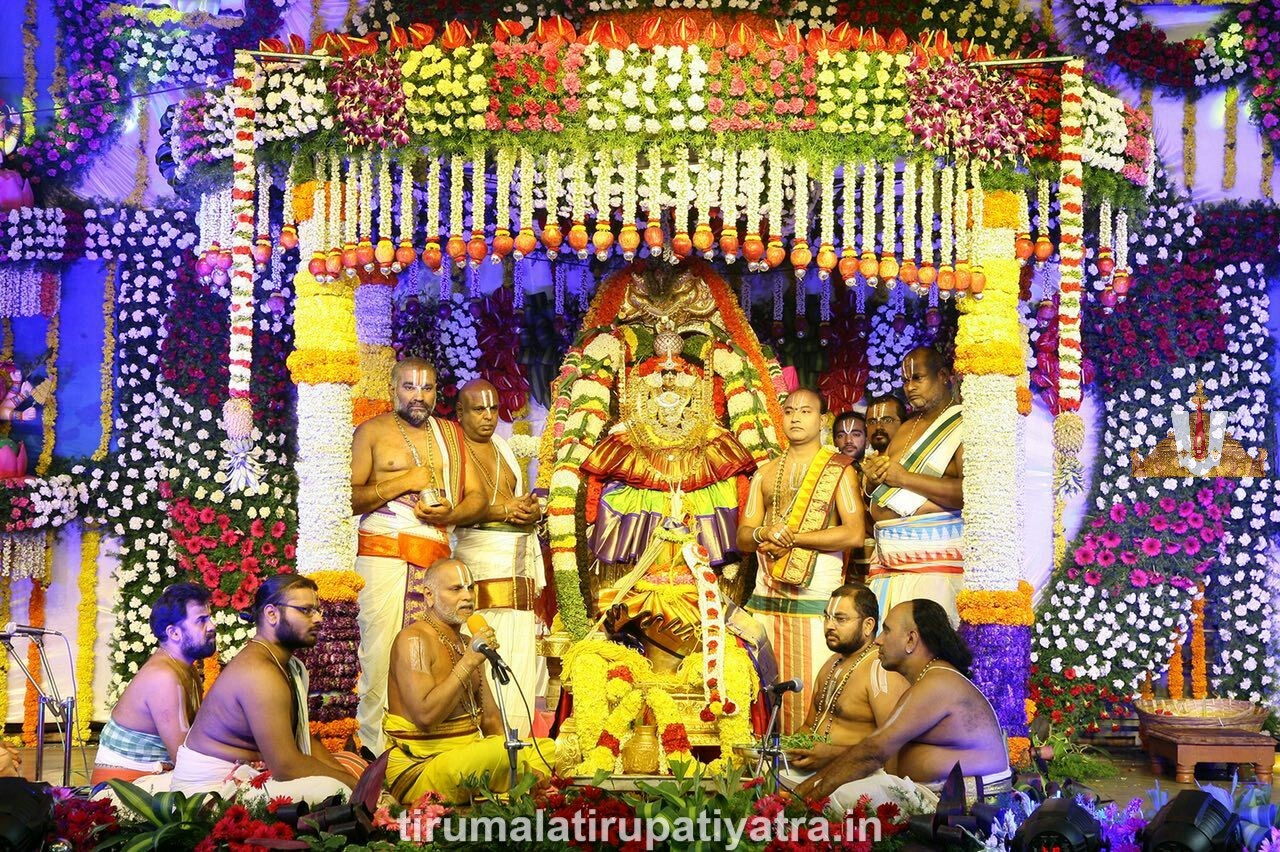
1149, 572, 1165, 585
1119, 550, 1138, 566
1164, 541, 1182, 555
1091, 515, 1108, 528
1195, 487, 1215, 507
1150, 515, 1169, 531
1109, 503, 1128, 523
1133, 501, 1151, 517
1084, 571, 1102, 586
1159, 497, 1178, 512
1074, 546, 1096, 566
1170, 576, 1194, 590
1171, 520, 1189, 534
1194, 560, 1211, 574
1140, 537, 1163, 557
1129, 569, 1149, 587
1186, 513, 1204, 529
1067, 567, 1080, 580
1199, 526, 1218, 543
1096, 549, 1116, 567
1101, 532, 1122, 548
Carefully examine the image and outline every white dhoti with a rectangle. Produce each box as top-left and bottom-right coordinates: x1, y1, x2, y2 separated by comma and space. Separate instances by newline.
356, 500, 452, 753
868, 511, 965, 628
828, 769, 941, 816
454, 523, 546, 738
169, 745, 352, 805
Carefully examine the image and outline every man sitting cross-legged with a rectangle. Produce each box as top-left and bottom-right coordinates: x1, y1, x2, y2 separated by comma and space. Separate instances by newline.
786, 584, 908, 779
383, 558, 554, 804
92, 583, 217, 785
172, 574, 360, 803
794, 599, 1011, 812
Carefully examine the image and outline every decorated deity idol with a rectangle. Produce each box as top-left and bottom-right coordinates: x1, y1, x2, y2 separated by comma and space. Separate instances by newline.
540, 259, 788, 658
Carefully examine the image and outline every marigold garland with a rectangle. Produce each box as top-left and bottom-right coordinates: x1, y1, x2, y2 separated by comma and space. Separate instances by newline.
1166, 631, 1184, 699
1008, 736, 1031, 769
1190, 587, 1206, 699
1223, 86, 1238, 191
286, 350, 362, 385
22, 577, 45, 746
202, 653, 221, 698
73, 528, 100, 743
1263, 140, 1274, 199
22, 0, 37, 139
35, 299, 60, 476
1182, 95, 1197, 189
309, 569, 364, 603
93, 262, 117, 461
352, 397, 391, 426
956, 581, 1035, 626
124, 106, 151, 209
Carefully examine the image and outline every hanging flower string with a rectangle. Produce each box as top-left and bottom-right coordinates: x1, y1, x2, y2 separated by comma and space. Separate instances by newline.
35, 285, 59, 476
224, 50, 262, 492
74, 528, 100, 743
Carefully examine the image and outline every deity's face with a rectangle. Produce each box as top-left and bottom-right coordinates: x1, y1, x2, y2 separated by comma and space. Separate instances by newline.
833, 416, 867, 460
866, 402, 903, 452
823, 595, 875, 656
393, 366, 437, 427
901, 355, 950, 414
426, 562, 475, 627
782, 390, 823, 447
458, 386, 499, 442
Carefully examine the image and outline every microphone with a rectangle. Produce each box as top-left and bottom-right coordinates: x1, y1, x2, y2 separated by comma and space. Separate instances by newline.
465, 614, 510, 684
3, 622, 62, 638
767, 678, 804, 695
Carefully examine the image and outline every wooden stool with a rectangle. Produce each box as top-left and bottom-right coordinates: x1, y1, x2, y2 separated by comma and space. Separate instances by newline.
1145, 724, 1276, 785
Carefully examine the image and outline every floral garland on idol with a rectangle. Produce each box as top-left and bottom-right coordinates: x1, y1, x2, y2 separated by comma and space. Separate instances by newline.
538, 261, 784, 640
560, 637, 757, 777
952, 177, 1033, 765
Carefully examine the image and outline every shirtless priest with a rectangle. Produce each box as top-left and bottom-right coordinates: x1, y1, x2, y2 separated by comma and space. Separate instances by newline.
451, 379, 545, 738
739, 388, 865, 733
351, 357, 484, 752
91, 583, 216, 785
787, 584, 907, 775
382, 558, 554, 804
172, 574, 360, 803
794, 600, 1012, 811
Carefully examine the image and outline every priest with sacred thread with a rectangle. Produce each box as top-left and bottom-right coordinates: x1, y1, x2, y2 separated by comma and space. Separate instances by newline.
739, 387, 866, 734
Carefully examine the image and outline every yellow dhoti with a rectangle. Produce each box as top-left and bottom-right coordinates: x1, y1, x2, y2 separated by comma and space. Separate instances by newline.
382, 713, 555, 804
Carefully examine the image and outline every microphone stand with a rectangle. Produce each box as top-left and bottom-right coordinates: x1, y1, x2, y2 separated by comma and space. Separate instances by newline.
755, 691, 791, 794
2, 633, 75, 785
481, 652, 527, 794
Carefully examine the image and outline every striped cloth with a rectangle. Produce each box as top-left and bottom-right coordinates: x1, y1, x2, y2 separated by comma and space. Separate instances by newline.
99, 718, 170, 763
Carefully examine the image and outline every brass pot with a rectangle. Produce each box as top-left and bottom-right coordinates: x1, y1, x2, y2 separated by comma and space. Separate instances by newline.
622, 724, 660, 775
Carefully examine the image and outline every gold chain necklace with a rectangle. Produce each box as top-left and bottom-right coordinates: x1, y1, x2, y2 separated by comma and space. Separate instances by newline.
812, 644, 876, 736
393, 414, 438, 489
464, 439, 500, 504
914, 658, 941, 684
423, 615, 481, 730
770, 449, 808, 523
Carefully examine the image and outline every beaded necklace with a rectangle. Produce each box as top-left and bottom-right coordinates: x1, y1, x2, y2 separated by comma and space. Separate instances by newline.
393, 413, 438, 490
812, 644, 876, 737
424, 614, 481, 731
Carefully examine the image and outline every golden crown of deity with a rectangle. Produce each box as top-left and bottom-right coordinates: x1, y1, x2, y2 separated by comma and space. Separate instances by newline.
1130, 381, 1267, 479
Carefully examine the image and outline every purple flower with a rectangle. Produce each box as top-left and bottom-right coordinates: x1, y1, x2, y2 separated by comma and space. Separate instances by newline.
1170, 576, 1194, 590
1171, 520, 1188, 534
1178, 500, 1196, 518
1194, 560, 1211, 574
1186, 513, 1204, 529
1084, 571, 1102, 586
1199, 526, 1218, 543
1182, 536, 1202, 556
1109, 503, 1128, 523
1133, 502, 1150, 518
1101, 532, 1122, 548
1075, 546, 1097, 566
1129, 569, 1150, 588
1164, 541, 1183, 555
1067, 567, 1080, 580
1119, 550, 1138, 566
1140, 537, 1163, 557
1195, 487, 1215, 506
1091, 515, 1108, 529
1159, 497, 1177, 512
1097, 549, 1117, 567
1149, 572, 1165, 585
1150, 515, 1169, 531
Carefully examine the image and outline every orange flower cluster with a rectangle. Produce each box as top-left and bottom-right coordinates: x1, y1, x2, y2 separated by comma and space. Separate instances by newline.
353, 397, 392, 426
956, 580, 1034, 626
1007, 736, 1031, 769
1190, 590, 1206, 699
1166, 632, 1184, 699
22, 581, 45, 746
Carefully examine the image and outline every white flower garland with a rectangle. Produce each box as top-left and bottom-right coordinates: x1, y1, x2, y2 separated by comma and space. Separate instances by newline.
295, 382, 358, 573
1082, 85, 1128, 175
960, 373, 1022, 589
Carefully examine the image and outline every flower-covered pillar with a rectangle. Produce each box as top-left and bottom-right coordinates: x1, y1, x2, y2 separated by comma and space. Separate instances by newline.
352, 150, 397, 427
954, 180, 1034, 768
